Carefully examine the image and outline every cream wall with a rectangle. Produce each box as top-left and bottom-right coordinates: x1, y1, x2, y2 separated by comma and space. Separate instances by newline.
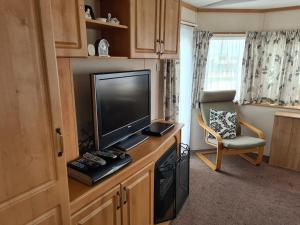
181, 6, 197, 24
264, 10, 300, 30
72, 58, 163, 139
197, 12, 264, 32
190, 9, 300, 155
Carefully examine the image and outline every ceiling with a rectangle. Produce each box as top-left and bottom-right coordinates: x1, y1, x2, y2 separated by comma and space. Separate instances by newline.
184, 0, 300, 9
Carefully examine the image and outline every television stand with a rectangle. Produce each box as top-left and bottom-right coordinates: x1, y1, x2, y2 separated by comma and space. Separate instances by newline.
114, 133, 150, 151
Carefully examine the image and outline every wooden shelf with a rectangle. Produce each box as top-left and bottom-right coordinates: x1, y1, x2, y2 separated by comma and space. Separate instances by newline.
86, 19, 128, 29
87, 56, 128, 60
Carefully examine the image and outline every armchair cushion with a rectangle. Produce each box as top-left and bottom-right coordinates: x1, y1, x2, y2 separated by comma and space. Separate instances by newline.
209, 109, 237, 139
208, 136, 266, 149
200, 91, 241, 135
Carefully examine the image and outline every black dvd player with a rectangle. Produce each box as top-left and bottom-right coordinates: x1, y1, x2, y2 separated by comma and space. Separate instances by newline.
142, 122, 175, 137
67, 149, 132, 185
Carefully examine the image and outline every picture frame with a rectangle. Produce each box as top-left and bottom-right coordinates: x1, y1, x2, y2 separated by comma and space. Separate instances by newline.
95, 39, 110, 57
85, 5, 95, 20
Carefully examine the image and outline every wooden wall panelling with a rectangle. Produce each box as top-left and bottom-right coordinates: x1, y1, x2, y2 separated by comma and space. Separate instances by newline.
52, 0, 87, 57
0, 0, 70, 224
57, 58, 80, 162
160, 0, 181, 58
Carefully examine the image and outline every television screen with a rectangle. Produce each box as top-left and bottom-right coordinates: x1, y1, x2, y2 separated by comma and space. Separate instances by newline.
92, 70, 151, 150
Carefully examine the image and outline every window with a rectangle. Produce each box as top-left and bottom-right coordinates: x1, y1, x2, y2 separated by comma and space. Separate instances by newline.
204, 36, 246, 100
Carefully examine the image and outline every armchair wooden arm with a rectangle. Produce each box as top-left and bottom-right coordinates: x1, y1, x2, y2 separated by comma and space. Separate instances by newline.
197, 114, 223, 143
239, 119, 265, 139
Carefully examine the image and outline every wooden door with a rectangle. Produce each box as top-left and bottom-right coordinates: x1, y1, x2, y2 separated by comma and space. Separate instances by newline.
51, 0, 87, 57
0, 0, 70, 224
130, 0, 160, 58
71, 186, 121, 225
160, 0, 180, 58
121, 163, 154, 225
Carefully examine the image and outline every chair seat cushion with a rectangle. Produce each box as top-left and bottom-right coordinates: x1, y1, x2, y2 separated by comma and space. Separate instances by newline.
208, 136, 266, 149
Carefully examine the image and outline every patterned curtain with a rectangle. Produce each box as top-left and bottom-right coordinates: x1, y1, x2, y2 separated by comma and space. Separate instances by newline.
162, 59, 180, 121
240, 30, 300, 105
191, 30, 213, 108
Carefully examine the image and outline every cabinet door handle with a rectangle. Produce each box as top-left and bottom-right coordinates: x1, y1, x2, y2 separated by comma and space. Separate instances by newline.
160, 40, 164, 55
116, 191, 121, 209
122, 187, 127, 205
156, 40, 161, 55
56, 128, 64, 157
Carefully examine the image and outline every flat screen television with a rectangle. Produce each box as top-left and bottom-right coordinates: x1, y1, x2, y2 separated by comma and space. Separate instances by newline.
91, 70, 151, 150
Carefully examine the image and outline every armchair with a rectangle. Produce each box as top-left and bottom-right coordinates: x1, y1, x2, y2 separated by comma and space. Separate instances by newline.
195, 90, 266, 171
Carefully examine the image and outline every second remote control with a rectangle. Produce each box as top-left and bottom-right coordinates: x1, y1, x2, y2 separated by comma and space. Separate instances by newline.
83, 152, 106, 166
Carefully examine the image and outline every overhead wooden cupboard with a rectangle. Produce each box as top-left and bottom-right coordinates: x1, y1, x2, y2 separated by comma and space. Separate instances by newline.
50, 0, 181, 58
51, 0, 88, 57
101, 0, 181, 58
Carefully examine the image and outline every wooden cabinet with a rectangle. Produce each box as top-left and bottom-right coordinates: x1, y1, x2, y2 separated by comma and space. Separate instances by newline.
71, 186, 121, 225
160, 0, 180, 58
130, 0, 161, 58
131, 0, 180, 58
270, 112, 300, 172
121, 164, 154, 225
71, 164, 154, 225
51, 0, 87, 57
0, 0, 70, 224
101, 0, 180, 58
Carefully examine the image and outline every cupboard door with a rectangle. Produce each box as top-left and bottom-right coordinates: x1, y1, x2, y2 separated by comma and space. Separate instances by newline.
270, 116, 300, 171
57, 58, 80, 162
121, 163, 154, 225
0, 0, 70, 224
0, 0, 70, 225
160, 0, 180, 58
71, 186, 122, 225
51, 0, 87, 57
130, 0, 160, 58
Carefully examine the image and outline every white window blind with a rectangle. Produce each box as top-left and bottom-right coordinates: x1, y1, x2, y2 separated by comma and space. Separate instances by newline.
204, 36, 246, 100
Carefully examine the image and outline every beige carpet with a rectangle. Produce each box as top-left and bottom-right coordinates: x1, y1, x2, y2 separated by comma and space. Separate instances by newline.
171, 152, 300, 225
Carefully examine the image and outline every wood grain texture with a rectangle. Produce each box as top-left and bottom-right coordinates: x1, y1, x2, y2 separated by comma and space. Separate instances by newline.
270, 115, 300, 172
121, 163, 154, 225
51, 0, 87, 57
71, 186, 121, 225
275, 112, 300, 119
86, 19, 128, 29
160, 0, 181, 59
130, 0, 160, 58
251, 103, 300, 111
0, 0, 70, 224
57, 58, 80, 162
68, 124, 183, 214
100, 0, 131, 57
